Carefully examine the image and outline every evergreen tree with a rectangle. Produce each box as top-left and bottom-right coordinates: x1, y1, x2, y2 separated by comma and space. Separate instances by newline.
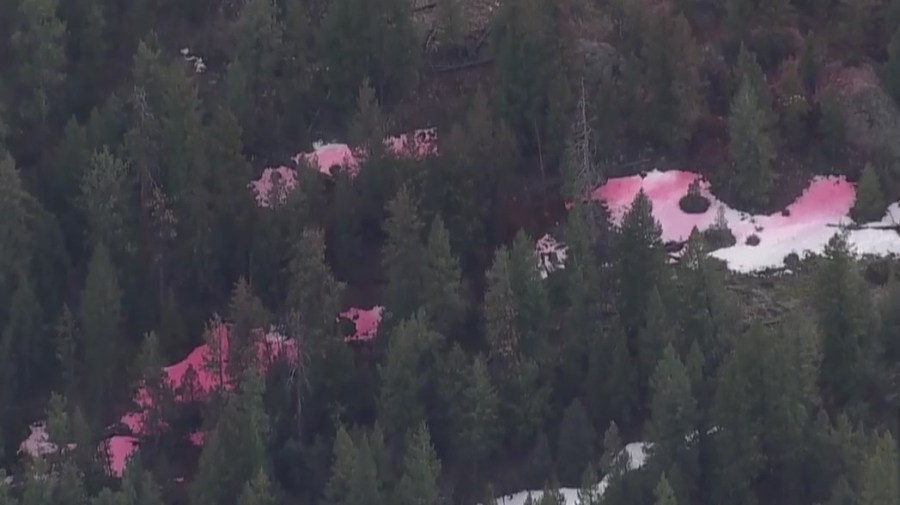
393, 424, 442, 505
79, 243, 122, 423
192, 371, 270, 505
525, 432, 554, 488
576, 464, 599, 505
638, 287, 675, 402
814, 233, 878, 411
3, 273, 46, 403
317, 0, 417, 116
615, 190, 665, 335
0, 472, 15, 505
509, 230, 551, 357
382, 185, 425, 325
887, 26, 900, 104
238, 469, 279, 505
648, 345, 698, 504
9, 0, 67, 158
484, 246, 519, 363
378, 313, 440, 445
421, 217, 465, 337
654, 474, 678, 505
852, 163, 886, 222
600, 421, 624, 477
59, 0, 107, 116
225, 277, 269, 380
857, 431, 899, 505
493, 0, 569, 158
729, 75, 775, 209
348, 79, 387, 156
459, 355, 500, 467
557, 399, 596, 486
287, 228, 345, 348
230, 0, 285, 154
55, 305, 78, 398
81, 147, 136, 259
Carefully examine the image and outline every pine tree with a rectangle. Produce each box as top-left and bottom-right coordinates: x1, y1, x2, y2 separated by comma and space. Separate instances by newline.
557, 399, 596, 486
815, 233, 878, 411
616, 189, 665, 335
421, 217, 465, 337
287, 228, 345, 349
59, 0, 107, 116
237, 469, 278, 505
654, 474, 678, 505
231, 0, 285, 154
525, 432, 554, 489
382, 185, 425, 325
576, 464, 599, 505
393, 424, 442, 505
648, 345, 698, 504
79, 243, 122, 423
0, 155, 39, 319
378, 313, 440, 445
857, 431, 899, 505
484, 247, 520, 363
80, 147, 135, 263
226, 278, 270, 380
323, 426, 356, 505
191, 371, 270, 505
348, 78, 387, 156
509, 230, 550, 357
638, 287, 675, 402
888, 26, 900, 105
9, 0, 67, 157
3, 273, 46, 403
458, 355, 500, 467
852, 163, 886, 222
728, 75, 775, 209
493, 0, 569, 158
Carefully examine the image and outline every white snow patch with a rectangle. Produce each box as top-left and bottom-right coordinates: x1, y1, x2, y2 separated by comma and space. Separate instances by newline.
593, 170, 900, 273
491, 442, 650, 505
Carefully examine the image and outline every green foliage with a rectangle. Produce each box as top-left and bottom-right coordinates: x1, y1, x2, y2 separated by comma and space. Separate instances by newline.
191, 372, 270, 505
525, 432, 554, 487
287, 228, 346, 350
648, 345, 698, 505
421, 217, 465, 337
393, 424, 441, 505
616, 190, 665, 335
79, 243, 122, 422
378, 313, 440, 445
509, 230, 551, 357
9, 0, 67, 153
814, 233, 879, 412
857, 431, 899, 505
237, 470, 278, 505
654, 474, 678, 505
557, 399, 596, 486
888, 26, 900, 105
382, 185, 425, 325
317, 0, 417, 118
493, 0, 569, 157
853, 163, 886, 222
485, 246, 520, 362
728, 75, 776, 209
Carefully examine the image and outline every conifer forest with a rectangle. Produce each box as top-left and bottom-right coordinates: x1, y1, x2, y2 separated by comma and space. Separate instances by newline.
3, 0, 900, 504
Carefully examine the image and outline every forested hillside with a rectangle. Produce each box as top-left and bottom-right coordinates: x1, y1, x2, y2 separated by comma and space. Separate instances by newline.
2, 0, 900, 504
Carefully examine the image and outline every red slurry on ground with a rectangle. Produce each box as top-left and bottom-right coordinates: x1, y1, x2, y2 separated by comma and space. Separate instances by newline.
103, 305, 384, 477
103, 318, 297, 477
252, 129, 438, 208
340, 306, 384, 342
592, 170, 856, 243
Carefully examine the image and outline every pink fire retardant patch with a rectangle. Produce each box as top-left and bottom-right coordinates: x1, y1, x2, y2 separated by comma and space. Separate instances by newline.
340, 306, 384, 342
101, 318, 296, 477
17, 422, 76, 458
248, 166, 298, 208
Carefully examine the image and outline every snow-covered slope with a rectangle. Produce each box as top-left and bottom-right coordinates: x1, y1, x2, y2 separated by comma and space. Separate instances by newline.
593, 170, 900, 272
